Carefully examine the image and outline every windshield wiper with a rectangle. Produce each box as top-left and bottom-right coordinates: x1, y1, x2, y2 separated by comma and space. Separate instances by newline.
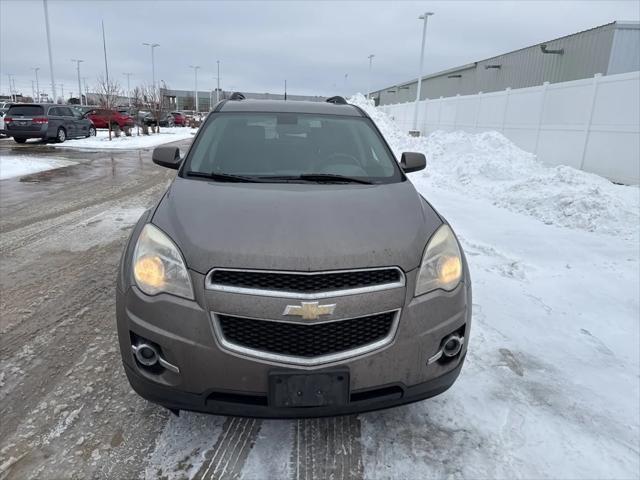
258, 173, 373, 185
186, 171, 263, 183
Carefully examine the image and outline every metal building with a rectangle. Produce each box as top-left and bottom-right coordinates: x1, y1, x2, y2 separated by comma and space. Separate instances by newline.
372, 21, 640, 106
159, 88, 325, 112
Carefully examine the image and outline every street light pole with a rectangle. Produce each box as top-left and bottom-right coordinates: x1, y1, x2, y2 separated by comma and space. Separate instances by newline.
32, 67, 40, 102
123, 72, 132, 107
42, 0, 57, 102
189, 65, 200, 112
82, 77, 89, 104
216, 60, 220, 103
71, 59, 83, 105
366, 54, 375, 100
412, 12, 434, 133
143, 42, 160, 90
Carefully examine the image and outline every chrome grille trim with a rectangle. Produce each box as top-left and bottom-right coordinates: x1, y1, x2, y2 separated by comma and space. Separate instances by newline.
211, 309, 401, 366
204, 267, 406, 299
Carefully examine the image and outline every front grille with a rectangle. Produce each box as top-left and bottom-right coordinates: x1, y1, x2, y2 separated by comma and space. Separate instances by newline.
209, 268, 402, 294
217, 311, 396, 359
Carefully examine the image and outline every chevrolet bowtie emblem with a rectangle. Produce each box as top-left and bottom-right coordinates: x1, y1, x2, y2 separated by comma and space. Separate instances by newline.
283, 301, 336, 320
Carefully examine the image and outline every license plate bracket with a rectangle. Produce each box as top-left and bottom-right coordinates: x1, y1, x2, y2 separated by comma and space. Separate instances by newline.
268, 369, 350, 408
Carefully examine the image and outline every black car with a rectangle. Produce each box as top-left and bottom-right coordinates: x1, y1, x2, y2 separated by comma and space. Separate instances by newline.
4, 103, 96, 143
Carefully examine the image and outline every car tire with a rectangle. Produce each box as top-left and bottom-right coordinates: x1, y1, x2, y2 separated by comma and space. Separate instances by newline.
87, 127, 96, 137
14, 137, 27, 144
56, 127, 66, 143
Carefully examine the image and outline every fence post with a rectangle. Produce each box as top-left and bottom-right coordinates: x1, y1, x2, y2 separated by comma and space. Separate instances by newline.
501, 87, 511, 132
437, 96, 444, 128
453, 94, 461, 130
474, 91, 483, 130
579, 73, 602, 171
534, 81, 550, 154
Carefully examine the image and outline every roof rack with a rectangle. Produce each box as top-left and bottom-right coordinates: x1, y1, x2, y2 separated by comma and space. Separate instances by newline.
325, 96, 348, 105
229, 92, 246, 101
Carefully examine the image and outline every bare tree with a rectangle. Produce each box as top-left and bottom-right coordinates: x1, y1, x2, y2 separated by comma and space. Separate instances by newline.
96, 74, 122, 140
142, 81, 170, 134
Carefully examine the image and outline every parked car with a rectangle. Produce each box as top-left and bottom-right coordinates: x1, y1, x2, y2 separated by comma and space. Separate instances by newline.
169, 111, 186, 126
0, 109, 7, 136
137, 110, 160, 126
85, 108, 135, 129
116, 97, 471, 417
4, 103, 96, 143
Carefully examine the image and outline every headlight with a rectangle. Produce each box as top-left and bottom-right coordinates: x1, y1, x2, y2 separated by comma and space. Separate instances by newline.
415, 224, 463, 296
132, 224, 194, 300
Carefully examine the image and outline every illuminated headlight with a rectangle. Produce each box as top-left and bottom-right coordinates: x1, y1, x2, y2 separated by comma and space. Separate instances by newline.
415, 224, 463, 296
132, 224, 194, 300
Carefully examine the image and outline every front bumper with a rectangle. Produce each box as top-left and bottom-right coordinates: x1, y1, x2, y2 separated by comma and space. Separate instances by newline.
123, 355, 465, 418
116, 267, 471, 417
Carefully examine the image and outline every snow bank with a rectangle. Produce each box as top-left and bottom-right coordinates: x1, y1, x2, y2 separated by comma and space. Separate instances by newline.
0, 155, 76, 180
349, 94, 640, 238
51, 127, 196, 150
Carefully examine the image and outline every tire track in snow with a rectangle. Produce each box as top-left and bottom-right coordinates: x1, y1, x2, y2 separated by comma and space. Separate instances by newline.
194, 416, 262, 480
289, 415, 363, 480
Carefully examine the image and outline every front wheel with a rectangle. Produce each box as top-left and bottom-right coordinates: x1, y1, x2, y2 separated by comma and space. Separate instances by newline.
87, 127, 96, 137
14, 137, 27, 144
56, 127, 66, 143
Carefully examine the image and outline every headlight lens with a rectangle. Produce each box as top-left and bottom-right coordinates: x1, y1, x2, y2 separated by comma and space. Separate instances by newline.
132, 224, 194, 300
415, 224, 463, 296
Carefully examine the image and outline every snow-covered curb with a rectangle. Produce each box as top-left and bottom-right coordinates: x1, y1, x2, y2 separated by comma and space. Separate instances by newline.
0, 155, 76, 180
348, 94, 639, 239
50, 127, 197, 150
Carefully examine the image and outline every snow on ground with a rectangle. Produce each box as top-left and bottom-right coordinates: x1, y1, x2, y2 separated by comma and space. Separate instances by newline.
0, 154, 76, 180
50, 127, 196, 150
348, 94, 640, 478
353, 94, 639, 239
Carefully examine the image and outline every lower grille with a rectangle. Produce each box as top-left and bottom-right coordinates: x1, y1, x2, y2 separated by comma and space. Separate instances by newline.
216, 311, 397, 362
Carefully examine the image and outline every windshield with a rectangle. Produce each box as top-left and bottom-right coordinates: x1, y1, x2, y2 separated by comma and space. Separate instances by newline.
184, 112, 402, 183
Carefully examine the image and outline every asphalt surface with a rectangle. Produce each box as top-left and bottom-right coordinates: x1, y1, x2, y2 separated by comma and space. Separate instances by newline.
0, 138, 366, 480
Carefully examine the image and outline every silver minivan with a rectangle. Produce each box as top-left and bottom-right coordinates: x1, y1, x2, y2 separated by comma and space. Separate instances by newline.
4, 103, 95, 143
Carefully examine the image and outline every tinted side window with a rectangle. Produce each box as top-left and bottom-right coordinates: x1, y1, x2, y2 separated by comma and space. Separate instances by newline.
60, 107, 74, 117
48, 107, 59, 116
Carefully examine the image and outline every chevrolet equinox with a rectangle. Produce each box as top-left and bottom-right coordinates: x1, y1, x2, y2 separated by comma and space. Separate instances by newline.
116, 96, 471, 417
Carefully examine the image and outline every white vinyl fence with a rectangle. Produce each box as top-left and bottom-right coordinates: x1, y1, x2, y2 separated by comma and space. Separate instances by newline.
379, 71, 640, 185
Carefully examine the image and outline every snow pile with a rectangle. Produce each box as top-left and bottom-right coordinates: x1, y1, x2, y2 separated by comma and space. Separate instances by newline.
349, 93, 640, 238
51, 126, 196, 150
0, 155, 76, 180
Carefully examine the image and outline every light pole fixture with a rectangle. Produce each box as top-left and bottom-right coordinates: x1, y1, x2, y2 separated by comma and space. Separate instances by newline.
216, 60, 221, 103
189, 65, 200, 112
71, 59, 83, 104
43, 0, 57, 102
123, 72, 133, 107
143, 42, 160, 89
366, 54, 375, 100
412, 11, 434, 134
32, 67, 40, 102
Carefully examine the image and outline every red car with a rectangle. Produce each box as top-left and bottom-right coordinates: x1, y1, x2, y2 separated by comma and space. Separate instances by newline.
85, 109, 135, 129
170, 112, 186, 127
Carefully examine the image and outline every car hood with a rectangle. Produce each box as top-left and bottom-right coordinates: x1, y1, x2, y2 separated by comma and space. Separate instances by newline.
151, 176, 442, 273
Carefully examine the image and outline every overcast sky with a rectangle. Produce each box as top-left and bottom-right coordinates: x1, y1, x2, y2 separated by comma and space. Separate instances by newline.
1, 0, 638, 100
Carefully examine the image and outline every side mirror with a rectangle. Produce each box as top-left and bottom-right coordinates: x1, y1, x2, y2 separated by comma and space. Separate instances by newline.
152, 146, 181, 169
400, 152, 426, 173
